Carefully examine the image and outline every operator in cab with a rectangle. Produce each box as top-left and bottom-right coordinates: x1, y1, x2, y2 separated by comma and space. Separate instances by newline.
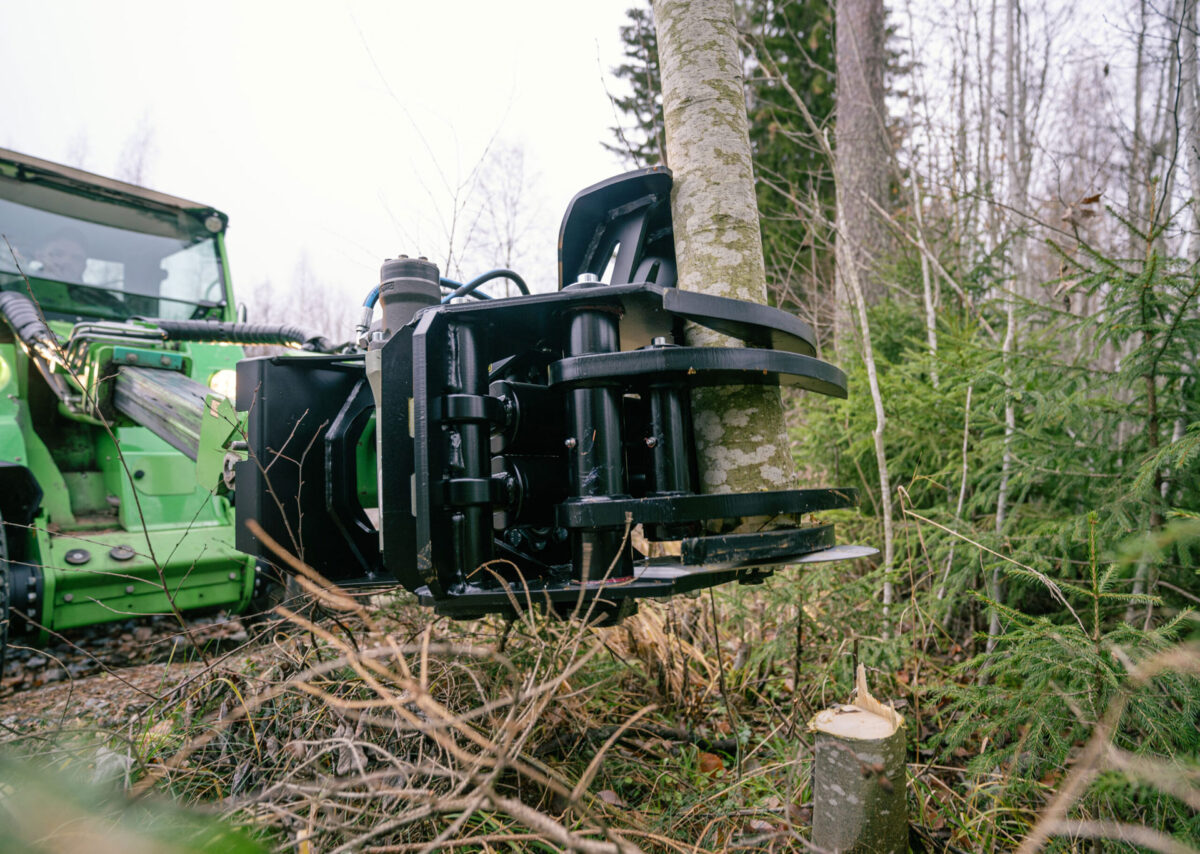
30, 228, 89, 283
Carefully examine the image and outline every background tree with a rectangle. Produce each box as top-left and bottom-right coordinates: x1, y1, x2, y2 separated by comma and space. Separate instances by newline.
834, 0, 890, 307
604, 6, 667, 167
609, 0, 840, 344
747, 0, 839, 345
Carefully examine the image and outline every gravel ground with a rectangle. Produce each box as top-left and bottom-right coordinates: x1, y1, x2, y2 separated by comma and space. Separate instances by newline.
0, 612, 254, 732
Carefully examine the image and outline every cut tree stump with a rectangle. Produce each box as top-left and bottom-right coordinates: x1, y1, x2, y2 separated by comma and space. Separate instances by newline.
808, 664, 907, 853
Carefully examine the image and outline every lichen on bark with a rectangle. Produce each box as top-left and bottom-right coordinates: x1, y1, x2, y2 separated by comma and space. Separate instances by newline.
651, 0, 797, 495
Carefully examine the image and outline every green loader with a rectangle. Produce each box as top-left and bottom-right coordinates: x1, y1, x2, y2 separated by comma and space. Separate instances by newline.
0, 148, 326, 669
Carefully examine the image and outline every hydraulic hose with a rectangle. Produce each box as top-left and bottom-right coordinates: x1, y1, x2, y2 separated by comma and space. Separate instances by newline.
0, 291, 71, 402
439, 277, 490, 300
146, 319, 334, 353
441, 269, 529, 303
0, 291, 57, 351
356, 287, 380, 340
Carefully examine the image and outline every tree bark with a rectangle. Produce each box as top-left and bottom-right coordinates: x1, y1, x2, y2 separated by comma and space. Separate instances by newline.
1181, 0, 1200, 264
835, 0, 890, 311
991, 0, 1028, 652
651, 0, 797, 495
809, 664, 907, 853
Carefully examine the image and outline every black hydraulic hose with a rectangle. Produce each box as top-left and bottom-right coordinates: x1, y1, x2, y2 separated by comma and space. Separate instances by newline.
0, 291, 72, 403
0, 291, 57, 349
441, 269, 529, 303
439, 277, 491, 300
145, 319, 334, 353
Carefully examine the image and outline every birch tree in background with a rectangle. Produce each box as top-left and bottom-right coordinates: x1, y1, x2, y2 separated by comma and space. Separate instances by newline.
650, 0, 797, 495
1181, 0, 1200, 264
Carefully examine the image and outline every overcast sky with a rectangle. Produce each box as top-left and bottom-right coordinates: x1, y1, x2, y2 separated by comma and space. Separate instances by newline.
1, 0, 637, 328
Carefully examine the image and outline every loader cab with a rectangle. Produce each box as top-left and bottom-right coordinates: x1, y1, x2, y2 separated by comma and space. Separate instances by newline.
0, 149, 234, 326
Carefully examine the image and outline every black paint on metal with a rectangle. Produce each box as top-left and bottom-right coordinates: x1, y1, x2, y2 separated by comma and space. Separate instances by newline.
324, 377, 382, 579
558, 168, 674, 289
680, 523, 836, 567
550, 347, 847, 397
564, 300, 632, 584
557, 488, 858, 529
234, 353, 385, 584
233, 170, 869, 622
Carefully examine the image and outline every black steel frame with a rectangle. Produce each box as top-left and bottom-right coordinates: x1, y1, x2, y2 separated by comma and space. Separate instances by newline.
234, 168, 866, 622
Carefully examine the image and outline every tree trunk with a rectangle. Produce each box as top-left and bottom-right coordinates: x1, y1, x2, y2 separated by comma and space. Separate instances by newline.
1182, 0, 1200, 263
832, 0, 895, 620
809, 664, 907, 853
651, 0, 796, 495
991, 0, 1028, 652
835, 0, 890, 311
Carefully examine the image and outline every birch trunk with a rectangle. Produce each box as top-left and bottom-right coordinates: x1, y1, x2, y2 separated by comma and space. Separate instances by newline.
912, 176, 940, 388
809, 664, 907, 853
651, 0, 797, 495
1182, 0, 1200, 263
991, 0, 1027, 651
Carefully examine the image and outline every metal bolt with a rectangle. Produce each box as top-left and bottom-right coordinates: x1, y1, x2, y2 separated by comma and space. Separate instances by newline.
27, 592, 35, 602
645, 436, 658, 448
125, 585, 135, 594
125, 353, 138, 363
63, 593, 73, 602
564, 437, 577, 449
574, 273, 600, 285
228, 572, 238, 580
160, 355, 172, 367
652, 336, 669, 346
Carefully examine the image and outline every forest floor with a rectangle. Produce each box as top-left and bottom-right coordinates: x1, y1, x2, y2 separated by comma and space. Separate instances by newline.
1, 613, 249, 732
0, 584, 977, 853
4, 573, 1181, 853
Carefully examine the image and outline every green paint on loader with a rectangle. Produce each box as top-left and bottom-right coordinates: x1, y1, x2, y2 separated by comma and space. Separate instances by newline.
0, 147, 259, 663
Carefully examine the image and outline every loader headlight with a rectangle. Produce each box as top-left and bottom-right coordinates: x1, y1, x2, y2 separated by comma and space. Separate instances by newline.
208, 369, 237, 400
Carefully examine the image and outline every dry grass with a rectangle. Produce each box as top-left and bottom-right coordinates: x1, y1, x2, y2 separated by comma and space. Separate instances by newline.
3, 539, 1195, 853
100, 555, 818, 853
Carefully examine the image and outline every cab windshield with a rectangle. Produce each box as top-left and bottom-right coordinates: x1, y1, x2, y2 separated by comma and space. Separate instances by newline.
0, 193, 226, 323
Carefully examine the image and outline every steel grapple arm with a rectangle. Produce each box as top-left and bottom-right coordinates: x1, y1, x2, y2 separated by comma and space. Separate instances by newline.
232, 169, 872, 622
